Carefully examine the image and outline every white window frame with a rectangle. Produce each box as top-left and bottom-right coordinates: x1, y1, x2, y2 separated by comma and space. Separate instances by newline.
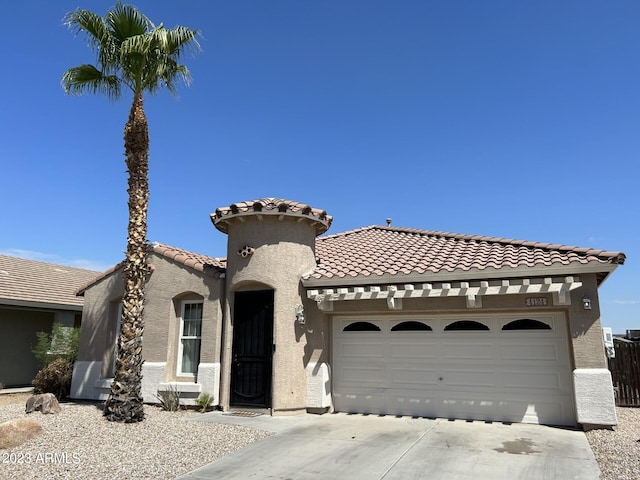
177, 300, 203, 377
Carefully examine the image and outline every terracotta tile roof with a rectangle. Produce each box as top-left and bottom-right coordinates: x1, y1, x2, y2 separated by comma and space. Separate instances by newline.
212, 197, 332, 235
75, 243, 226, 295
150, 243, 226, 275
307, 225, 625, 283
71, 225, 626, 294
0, 255, 101, 309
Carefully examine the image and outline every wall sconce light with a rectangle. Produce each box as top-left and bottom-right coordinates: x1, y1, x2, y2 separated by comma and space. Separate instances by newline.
295, 305, 305, 325
582, 296, 592, 310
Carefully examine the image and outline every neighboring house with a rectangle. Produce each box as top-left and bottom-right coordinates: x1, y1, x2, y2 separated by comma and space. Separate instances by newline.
0, 255, 101, 388
71, 198, 625, 429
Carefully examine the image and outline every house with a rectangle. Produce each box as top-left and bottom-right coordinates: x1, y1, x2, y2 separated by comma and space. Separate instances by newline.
0, 255, 100, 388
71, 198, 625, 428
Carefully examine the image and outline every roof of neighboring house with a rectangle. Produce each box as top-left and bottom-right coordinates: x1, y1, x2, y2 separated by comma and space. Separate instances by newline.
305, 225, 626, 285
212, 197, 333, 235
75, 243, 226, 295
0, 255, 101, 310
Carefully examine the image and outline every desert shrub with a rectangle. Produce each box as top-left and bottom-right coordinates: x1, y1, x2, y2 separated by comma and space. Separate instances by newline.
156, 384, 181, 411
32, 357, 74, 400
32, 322, 80, 367
194, 392, 214, 413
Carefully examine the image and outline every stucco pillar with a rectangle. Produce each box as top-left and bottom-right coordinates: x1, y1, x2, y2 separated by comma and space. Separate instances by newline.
567, 274, 616, 426
211, 198, 332, 414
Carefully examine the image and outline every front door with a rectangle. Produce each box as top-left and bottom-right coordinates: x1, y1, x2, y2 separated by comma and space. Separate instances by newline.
230, 290, 274, 407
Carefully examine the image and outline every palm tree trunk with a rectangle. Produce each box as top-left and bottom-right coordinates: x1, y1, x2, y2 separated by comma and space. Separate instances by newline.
104, 94, 149, 423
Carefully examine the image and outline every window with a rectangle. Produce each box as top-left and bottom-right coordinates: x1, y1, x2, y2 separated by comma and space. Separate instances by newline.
178, 301, 203, 375
444, 320, 490, 331
391, 321, 432, 332
343, 321, 381, 332
502, 319, 551, 330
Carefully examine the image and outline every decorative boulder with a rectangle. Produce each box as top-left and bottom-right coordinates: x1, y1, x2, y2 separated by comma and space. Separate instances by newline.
25, 393, 62, 414
0, 418, 43, 449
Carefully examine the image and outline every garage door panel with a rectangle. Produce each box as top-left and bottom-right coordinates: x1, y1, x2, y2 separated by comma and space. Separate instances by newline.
338, 342, 385, 358
388, 392, 439, 417
498, 397, 570, 425
338, 365, 386, 387
442, 369, 497, 388
333, 390, 385, 414
501, 371, 562, 390
500, 343, 564, 361
332, 313, 575, 426
439, 394, 497, 420
441, 342, 495, 360
389, 366, 439, 387
389, 342, 438, 359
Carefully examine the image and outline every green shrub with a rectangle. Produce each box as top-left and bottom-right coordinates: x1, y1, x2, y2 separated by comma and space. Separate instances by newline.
194, 392, 214, 413
156, 384, 181, 411
32, 357, 74, 399
32, 322, 80, 367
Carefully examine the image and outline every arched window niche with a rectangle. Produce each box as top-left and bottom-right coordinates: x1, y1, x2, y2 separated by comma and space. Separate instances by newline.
502, 319, 551, 331
444, 320, 490, 331
343, 321, 381, 332
391, 321, 432, 332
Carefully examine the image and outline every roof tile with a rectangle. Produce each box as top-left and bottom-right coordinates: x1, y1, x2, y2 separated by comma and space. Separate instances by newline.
0, 255, 101, 308
212, 197, 333, 235
307, 225, 625, 281
75, 243, 226, 294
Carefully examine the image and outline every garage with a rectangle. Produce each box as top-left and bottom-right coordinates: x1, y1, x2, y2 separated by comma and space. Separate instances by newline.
332, 312, 575, 426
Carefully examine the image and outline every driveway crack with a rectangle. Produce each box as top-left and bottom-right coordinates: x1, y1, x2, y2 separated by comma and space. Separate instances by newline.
379, 420, 441, 479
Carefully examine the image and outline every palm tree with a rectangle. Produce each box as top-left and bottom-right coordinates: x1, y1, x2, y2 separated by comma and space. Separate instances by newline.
62, 3, 200, 422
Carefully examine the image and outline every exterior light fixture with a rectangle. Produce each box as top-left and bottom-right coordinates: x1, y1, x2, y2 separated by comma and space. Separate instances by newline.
295, 305, 305, 325
582, 296, 592, 310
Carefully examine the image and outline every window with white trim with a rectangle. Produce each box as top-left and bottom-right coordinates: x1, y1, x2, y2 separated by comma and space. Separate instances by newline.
178, 301, 203, 376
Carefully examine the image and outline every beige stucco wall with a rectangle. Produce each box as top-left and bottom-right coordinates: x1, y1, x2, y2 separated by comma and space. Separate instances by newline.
77, 270, 123, 376
77, 253, 224, 383
566, 273, 607, 369
144, 256, 223, 380
220, 216, 318, 413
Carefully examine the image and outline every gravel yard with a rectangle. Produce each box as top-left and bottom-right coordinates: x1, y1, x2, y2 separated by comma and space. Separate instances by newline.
0, 395, 271, 480
585, 407, 640, 480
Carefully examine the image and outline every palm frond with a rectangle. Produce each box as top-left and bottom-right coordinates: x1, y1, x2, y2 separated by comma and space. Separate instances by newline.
64, 9, 108, 47
62, 3, 200, 98
61, 64, 122, 100
64, 8, 119, 75
106, 2, 152, 44
156, 25, 202, 59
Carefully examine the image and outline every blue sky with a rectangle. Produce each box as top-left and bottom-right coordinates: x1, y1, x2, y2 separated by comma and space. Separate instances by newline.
1, 1, 638, 333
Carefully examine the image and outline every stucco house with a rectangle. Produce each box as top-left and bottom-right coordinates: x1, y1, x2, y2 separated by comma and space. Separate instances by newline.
71, 198, 625, 428
0, 255, 100, 387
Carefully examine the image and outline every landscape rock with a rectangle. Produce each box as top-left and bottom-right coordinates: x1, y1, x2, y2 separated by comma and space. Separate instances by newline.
25, 393, 62, 414
0, 418, 43, 449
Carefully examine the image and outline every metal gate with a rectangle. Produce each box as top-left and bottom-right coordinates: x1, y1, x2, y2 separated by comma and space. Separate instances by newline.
230, 290, 274, 407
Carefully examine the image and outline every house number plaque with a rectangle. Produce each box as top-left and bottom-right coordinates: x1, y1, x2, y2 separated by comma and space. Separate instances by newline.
526, 297, 548, 307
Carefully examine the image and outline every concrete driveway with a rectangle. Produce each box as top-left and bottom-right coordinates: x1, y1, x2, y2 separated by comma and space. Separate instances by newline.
178, 412, 599, 480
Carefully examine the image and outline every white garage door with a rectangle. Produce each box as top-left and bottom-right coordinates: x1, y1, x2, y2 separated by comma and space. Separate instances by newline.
332, 313, 575, 426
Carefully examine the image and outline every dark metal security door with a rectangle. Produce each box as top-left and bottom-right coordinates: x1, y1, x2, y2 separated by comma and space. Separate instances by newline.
230, 290, 274, 407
